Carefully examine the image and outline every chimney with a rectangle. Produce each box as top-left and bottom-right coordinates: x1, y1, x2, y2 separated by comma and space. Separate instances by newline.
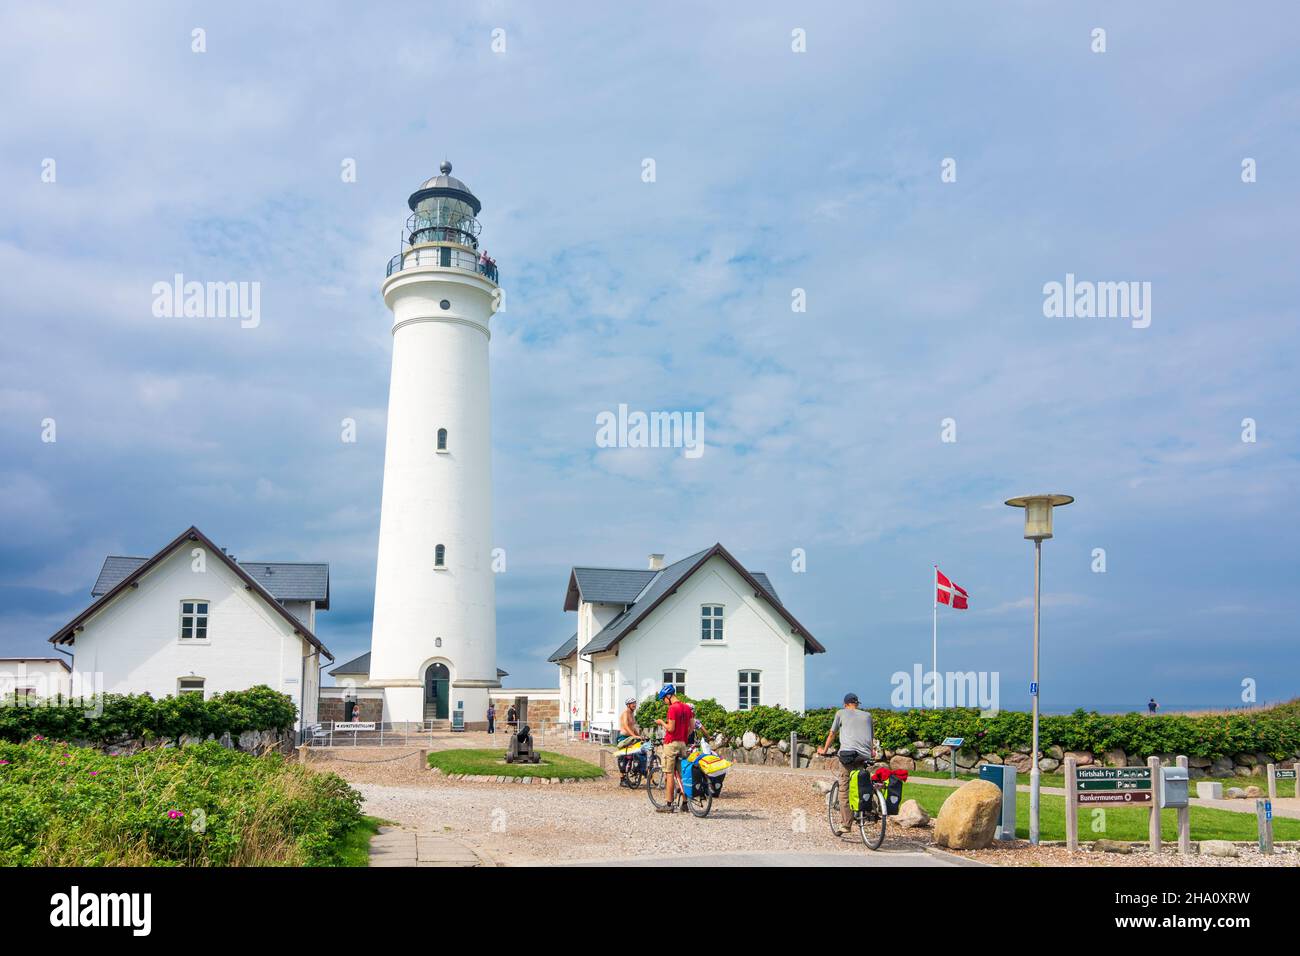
648, 553, 665, 571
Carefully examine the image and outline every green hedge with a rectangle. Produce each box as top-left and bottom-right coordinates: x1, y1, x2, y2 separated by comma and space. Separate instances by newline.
0, 685, 298, 745
634, 697, 1300, 761
0, 739, 361, 866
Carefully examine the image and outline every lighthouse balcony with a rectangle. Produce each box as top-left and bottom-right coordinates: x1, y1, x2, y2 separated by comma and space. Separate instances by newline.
386, 243, 499, 284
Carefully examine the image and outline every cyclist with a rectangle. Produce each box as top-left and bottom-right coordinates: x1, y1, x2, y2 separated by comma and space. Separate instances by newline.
817, 692, 875, 835
652, 683, 691, 813
615, 696, 645, 784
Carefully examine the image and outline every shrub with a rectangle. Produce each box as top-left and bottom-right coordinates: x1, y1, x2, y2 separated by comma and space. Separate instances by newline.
0, 739, 362, 866
0, 686, 298, 746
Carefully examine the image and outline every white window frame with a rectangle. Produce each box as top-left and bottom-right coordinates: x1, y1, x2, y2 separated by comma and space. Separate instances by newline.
738, 670, 761, 711
700, 604, 724, 642
178, 677, 206, 697
662, 669, 686, 699
179, 600, 210, 643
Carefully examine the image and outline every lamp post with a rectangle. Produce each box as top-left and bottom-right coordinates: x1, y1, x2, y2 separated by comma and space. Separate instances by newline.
1004, 493, 1073, 845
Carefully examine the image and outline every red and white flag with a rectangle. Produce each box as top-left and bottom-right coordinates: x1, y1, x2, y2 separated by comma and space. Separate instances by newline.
935, 568, 969, 609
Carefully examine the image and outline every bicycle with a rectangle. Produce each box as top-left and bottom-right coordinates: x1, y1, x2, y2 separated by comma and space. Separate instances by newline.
825, 761, 888, 849
615, 736, 649, 789
645, 740, 712, 817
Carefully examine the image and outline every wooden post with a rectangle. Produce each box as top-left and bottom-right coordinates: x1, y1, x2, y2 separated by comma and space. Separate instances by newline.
1267, 763, 1277, 801
1064, 757, 1078, 852
1148, 756, 1162, 856
297, 744, 309, 765
1176, 755, 1191, 855
417, 748, 428, 770
1256, 798, 1274, 855
790, 731, 798, 769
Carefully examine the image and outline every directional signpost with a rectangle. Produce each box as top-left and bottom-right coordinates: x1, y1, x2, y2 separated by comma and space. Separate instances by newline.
1065, 759, 1173, 852
1268, 764, 1296, 801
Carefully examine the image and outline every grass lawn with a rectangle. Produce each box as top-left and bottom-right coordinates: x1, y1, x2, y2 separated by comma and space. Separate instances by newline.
905, 782, 1300, 843
427, 748, 604, 780
906, 768, 1294, 797
327, 815, 385, 867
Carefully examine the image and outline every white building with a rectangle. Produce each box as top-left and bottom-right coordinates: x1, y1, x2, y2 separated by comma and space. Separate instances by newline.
548, 545, 823, 733
366, 162, 502, 728
47, 526, 333, 727
0, 657, 71, 700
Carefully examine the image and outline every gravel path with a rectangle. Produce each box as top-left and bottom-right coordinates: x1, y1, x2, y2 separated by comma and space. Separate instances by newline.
308, 742, 934, 865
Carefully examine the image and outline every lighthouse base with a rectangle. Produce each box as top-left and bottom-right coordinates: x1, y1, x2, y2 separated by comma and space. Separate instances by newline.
376, 683, 494, 730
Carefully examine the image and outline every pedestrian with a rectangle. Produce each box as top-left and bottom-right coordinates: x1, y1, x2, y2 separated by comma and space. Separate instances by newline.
507, 704, 518, 732
1147, 697, 1158, 714
487, 701, 496, 734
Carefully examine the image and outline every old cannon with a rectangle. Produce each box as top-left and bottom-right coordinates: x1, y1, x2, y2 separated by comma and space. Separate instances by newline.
505, 724, 541, 764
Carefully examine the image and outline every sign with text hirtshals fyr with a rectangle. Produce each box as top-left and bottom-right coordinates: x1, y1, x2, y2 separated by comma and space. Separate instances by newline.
1074, 766, 1154, 804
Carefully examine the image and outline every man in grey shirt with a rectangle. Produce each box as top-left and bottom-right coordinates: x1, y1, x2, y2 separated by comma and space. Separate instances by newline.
818, 693, 876, 833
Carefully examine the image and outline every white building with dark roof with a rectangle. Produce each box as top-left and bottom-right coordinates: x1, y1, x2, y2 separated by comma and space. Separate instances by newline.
48, 526, 333, 727
548, 544, 823, 735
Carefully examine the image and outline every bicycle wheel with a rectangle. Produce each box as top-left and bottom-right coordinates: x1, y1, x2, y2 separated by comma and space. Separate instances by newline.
686, 775, 712, 817
826, 780, 844, 836
859, 787, 887, 850
625, 758, 645, 789
645, 756, 667, 809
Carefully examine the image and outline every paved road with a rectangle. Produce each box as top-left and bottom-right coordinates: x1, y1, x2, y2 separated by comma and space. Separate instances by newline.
568, 849, 969, 867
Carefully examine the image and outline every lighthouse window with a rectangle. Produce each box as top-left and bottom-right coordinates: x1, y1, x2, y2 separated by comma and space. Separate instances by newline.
439, 299, 451, 310
435, 544, 446, 568
437, 428, 448, 452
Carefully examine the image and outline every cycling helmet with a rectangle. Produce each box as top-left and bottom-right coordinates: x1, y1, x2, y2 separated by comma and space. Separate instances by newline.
656, 683, 676, 700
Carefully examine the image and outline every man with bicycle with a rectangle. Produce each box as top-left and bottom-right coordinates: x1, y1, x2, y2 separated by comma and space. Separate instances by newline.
653, 683, 691, 813
817, 692, 875, 834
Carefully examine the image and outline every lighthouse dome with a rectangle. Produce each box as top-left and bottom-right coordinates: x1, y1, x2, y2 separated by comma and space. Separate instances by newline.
407, 160, 482, 214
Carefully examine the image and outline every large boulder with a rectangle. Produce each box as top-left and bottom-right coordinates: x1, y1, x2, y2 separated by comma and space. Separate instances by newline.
896, 799, 930, 828
933, 780, 1002, 850
1005, 753, 1032, 773
1200, 840, 1238, 858
956, 749, 980, 769
1210, 756, 1235, 777
1103, 748, 1127, 768
741, 731, 758, 750
1039, 757, 1061, 773
980, 753, 1003, 765
1064, 750, 1092, 766
889, 755, 916, 772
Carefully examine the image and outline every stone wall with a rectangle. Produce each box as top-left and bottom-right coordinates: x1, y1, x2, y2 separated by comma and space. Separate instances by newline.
92, 728, 298, 757
491, 696, 559, 722
318, 697, 384, 724
708, 731, 1300, 779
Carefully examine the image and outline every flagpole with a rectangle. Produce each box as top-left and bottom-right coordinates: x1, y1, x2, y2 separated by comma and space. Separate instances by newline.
932, 565, 938, 710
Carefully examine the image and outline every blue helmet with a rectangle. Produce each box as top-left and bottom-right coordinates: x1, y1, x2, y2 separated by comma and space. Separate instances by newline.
656, 683, 676, 700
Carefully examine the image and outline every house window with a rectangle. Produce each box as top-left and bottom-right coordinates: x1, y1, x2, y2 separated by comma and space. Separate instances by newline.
180, 601, 209, 640
434, 544, 446, 568
662, 670, 686, 698
701, 605, 724, 641
178, 677, 205, 697
437, 428, 448, 452
739, 671, 761, 711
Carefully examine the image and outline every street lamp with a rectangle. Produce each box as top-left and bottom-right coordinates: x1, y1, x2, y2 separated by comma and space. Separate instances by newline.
1004, 493, 1074, 845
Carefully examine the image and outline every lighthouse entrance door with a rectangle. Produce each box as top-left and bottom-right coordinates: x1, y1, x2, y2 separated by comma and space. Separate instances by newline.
424, 663, 450, 720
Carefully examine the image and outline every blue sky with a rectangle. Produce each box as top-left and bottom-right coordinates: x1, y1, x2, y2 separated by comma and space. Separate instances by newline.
2, 1, 1297, 712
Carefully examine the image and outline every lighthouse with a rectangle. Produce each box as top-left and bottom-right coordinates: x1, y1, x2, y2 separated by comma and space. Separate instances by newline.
368, 162, 500, 727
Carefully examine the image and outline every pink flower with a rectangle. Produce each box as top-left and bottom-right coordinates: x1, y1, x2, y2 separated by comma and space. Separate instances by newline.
0, 760, 9, 766
32, 735, 44, 741
87, 771, 100, 776
167, 810, 185, 820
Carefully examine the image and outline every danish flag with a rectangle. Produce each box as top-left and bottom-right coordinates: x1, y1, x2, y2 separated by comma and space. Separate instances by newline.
935, 568, 969, 609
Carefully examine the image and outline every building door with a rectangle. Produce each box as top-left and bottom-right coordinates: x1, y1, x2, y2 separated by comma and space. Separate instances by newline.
425, 663, 450, 720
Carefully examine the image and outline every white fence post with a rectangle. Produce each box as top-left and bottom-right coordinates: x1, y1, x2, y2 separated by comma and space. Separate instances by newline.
1148, 756, 1162, 856
1064, 757, 1078, 852
1176, 755, 1190, 855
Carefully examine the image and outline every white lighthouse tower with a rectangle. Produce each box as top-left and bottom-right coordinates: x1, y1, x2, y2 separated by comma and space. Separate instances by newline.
368, 162, 500, 727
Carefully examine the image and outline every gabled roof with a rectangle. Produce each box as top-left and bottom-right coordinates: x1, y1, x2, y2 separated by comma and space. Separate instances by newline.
547, 633, 578, 663
563, 567, 658, 611
330, 651, 370, 677
51, 526, 333, 661
94, 557, 329, 609
573, 544, 823, 657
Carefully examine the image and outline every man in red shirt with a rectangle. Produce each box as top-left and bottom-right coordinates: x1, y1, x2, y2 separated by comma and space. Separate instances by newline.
653, 683, 692, 812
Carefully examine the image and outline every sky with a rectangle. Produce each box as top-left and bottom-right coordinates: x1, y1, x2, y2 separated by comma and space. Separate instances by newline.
1, 1, 1297, 713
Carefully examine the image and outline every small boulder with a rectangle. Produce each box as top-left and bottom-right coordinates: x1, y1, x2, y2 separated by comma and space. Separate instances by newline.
896, 799, 930, 828
742, 731, 758, 750
1103, 748, 1127, 768
933, 780, 1002, 850
1091, 839, 1132, 854
980, 753, 1003, 765
1244, 786, 1262, 798
889, 755, 916, 772
1005, 753, 1032, 773
1210, 756, 1235, 776
1064, 750, 1091, 766
1200, 840, 1238, 858
1039, 757, 1061, 773
1226, 787, 1246, 799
